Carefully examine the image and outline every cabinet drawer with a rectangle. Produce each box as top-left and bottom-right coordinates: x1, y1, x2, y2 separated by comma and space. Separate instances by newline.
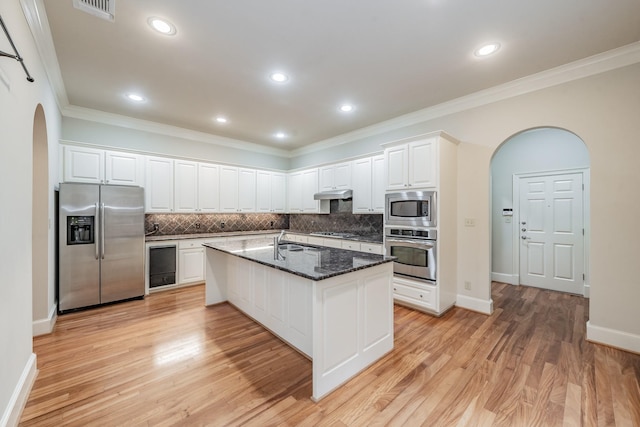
360, 243, 383, 255
307, 236, 325, 246
341, 241, 361, 251
178, 239, 207, 249
393, 281, 436, 309
321, 238, 342, 248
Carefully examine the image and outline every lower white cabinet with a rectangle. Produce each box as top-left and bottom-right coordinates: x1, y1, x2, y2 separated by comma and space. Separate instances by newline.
178, 247, 205, 284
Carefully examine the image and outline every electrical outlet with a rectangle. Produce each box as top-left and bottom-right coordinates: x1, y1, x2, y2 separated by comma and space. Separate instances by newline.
464, 281, 472, 290
220, 222, 225, 229
270, 221, 275, 227
195, 223, 201, 229
153, 223, 159, 231
464, 218, 476, 227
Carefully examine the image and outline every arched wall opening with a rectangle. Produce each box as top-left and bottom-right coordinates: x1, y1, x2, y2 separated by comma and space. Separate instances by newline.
489, 127, 590, 293
32, 104, 50, 328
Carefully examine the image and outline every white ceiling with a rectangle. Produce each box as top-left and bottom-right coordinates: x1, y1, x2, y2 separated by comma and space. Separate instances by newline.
41, 0, 640, 151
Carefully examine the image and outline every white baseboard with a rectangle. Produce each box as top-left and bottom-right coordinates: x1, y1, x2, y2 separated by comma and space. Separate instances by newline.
587, 321, 640, 354
1, 353, 37, 427
32, 303, 57, 336
491, 272, 518, 285
456, 294, 493, 315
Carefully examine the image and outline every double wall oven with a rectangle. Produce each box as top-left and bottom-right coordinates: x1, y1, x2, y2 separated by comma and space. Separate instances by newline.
384, 191, 437, 283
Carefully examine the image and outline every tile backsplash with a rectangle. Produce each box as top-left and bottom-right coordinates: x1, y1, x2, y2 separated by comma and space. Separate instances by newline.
145, 213, 289, 235
146, 201, 382, 237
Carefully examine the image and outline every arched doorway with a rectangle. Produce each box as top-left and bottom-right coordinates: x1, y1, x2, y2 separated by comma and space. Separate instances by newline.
32, 104, 50, 334
490, 127, 590, 295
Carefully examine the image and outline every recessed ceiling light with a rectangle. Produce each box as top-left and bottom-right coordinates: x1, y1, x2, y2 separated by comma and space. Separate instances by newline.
339, 104, 354, 113
126, 93, 145, 102
148, 17, 177, 36
474, 42, 501, 57
270, 73, 289, 83
215, 117, 228, 124
274, 132, 287, 139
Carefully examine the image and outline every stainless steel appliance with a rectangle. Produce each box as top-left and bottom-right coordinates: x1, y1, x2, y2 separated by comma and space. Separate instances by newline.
58, 183, 145, 313
149, 245, 176, 288
385, 191, 436, 227
384, 227, 437, 282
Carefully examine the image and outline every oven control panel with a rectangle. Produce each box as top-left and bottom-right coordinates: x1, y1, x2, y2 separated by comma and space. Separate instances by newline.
385, 227, 436, 240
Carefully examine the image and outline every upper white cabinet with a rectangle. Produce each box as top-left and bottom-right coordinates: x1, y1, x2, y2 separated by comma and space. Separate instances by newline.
198, 163, 220, 212
257, 171, 287, 213
63, 145, 143, 186
319, 162, 352, 191
220, 166, 256, 212
288, 168, 327, 213
174, 160, 198, 212
145, 156, 174, 213
352, 154, 385, 214
384, 137, 437, 190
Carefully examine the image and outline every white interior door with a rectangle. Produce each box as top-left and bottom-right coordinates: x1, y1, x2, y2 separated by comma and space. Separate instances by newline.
519, 173, 584, 294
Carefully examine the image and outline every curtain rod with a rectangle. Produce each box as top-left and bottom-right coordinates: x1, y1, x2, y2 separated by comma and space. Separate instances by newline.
0, 14, 34, 83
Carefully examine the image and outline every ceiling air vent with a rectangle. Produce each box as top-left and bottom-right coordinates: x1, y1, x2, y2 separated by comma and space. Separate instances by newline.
72, 0, 115, 22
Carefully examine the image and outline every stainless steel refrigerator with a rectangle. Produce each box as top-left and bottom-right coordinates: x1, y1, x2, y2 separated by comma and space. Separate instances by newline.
58, 183, 145, 313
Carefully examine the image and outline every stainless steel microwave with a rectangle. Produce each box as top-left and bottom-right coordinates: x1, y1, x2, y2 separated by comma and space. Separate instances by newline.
385, 191, 436, 227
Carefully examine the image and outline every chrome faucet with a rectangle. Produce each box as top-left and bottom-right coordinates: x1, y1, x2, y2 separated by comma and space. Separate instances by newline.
273, 230, 286, 260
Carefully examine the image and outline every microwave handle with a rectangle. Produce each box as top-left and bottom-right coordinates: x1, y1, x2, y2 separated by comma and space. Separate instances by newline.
386, 237, 435, 248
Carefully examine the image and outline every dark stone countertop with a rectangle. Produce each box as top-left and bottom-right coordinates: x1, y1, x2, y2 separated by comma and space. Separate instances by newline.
203, 237, 393, 281
145, 230, 383, 244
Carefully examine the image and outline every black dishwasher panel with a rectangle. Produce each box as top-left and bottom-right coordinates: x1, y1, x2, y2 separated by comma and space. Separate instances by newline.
149, 245, 176, 288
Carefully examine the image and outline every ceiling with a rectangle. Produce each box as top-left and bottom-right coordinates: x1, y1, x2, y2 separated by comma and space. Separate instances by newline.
41, 0, 640, 151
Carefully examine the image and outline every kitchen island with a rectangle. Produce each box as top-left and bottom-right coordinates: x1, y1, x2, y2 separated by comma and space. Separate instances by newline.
203, 237, 395, 401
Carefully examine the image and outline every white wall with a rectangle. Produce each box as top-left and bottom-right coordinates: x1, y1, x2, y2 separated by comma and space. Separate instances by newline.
490, 128, 590, 282
291, 63, 640, 352
0, 0, 61, 425
61, 116, 291, 171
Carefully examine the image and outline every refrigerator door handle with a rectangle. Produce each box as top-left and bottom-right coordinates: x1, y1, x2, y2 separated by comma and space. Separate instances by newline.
100, 202, 105, 259
95, 202, 100, 260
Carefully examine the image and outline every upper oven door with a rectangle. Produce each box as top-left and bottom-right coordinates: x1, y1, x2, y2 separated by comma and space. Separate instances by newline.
385, 191, 436, 227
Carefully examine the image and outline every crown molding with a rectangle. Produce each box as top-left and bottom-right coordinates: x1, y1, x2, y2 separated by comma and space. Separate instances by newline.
20, 0, 69, 111
62, 105, 292, 157
291, 41, 640, 157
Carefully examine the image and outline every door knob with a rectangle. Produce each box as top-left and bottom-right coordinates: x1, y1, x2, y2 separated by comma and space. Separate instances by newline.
521, 228, 527, 232
521, 221, 526, 225
521, 235, 528, 240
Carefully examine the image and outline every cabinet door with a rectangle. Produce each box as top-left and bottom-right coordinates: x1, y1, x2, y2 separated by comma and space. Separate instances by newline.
385, 145, 408, 190
333, 162, 352, 190
238, 168, 257, 212
371, 154, 386, 213
198, 163, 220, 212
301, 168, 319, 212
174, 160, 198, 212
409, 138, 437, 188
256, 170, 272, 212
352, 157, 373, 213
219, 166, 239, 212
270, 172, 287, 213
105, 151, 143, 186
145, 156, 174, 212
288, 172, 302, 213
63, 146, 104, 183
178, 248, 204, 284
319, 166, 335, 192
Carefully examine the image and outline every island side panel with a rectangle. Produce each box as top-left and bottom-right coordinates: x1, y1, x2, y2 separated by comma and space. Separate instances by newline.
311, 262, 394, 401
205, 247, 229, 305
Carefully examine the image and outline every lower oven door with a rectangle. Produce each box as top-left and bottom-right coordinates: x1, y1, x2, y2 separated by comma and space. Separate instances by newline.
385, 237, 437, 282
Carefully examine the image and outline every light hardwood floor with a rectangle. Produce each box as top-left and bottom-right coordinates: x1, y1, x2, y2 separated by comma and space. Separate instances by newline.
20, 282, 640, 426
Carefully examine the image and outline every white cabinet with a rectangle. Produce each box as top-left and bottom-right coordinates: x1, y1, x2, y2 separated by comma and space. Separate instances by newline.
63, 145, 143, 186
319, 162, 352, 191
197, 163, 220, 212
384, 137, 437, 190
178, 242, 205, 284
174, 160, 198, 212
352, 155, 385, 213
168, 160, 221, 213
288, 168, 327, 213
145, 156, 174, 213
256, 170, 287, 213
220, 166, 257, 212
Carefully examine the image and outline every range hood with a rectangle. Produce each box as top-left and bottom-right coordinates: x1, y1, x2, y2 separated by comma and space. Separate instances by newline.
313, 189, 353, 200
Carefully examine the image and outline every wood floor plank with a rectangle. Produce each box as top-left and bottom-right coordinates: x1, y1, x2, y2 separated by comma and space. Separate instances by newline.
19, 283, 640, 426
